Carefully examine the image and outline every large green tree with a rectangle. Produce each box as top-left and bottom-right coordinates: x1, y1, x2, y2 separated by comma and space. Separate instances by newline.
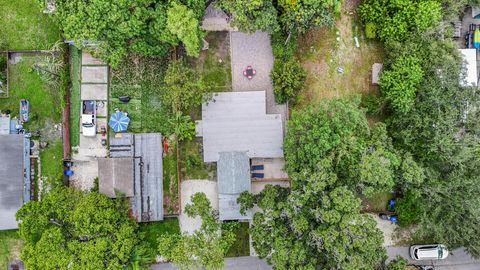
277, 0, 341, 35
379, 55, 424, 114
16, 188, 138, 270
161, 59, 210, 113
238, 160, 386, 270
216, 0, 279, 33
158, 193, 236, 270
166, 2, 203, 57
284, 97, 404, 197
44, 0, 206, 65
359, 0, 442, 42
271, 58, 306, 104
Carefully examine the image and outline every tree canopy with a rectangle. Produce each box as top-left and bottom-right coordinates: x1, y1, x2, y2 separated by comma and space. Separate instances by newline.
158, 193, 236, 270
16, 187, 138, 270
44, 0, 206, 65
359, 0, 442, 42
238, 159, 386, 270
217, 0, 279, 33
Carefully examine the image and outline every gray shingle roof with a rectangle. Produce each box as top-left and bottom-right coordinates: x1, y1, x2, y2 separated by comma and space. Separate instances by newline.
217, 151, 251, 220
197, 91, 284, 162
98, 158, 134, 198
0, 135, 26, 230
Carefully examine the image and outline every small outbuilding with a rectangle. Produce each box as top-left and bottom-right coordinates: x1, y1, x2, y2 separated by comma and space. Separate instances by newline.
101, 133, 164, 222
459, 49, 478, 87
217, 151, 252, 220
98, 158, 134, 198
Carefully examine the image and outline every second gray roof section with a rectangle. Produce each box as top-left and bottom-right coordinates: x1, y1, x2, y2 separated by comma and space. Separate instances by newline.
217, 151, 251, 220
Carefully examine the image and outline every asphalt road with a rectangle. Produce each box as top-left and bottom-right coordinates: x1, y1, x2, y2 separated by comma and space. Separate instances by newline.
387, 247, 480, 269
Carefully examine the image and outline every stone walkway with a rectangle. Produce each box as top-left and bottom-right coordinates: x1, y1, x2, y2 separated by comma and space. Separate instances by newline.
230, 31, 287, 126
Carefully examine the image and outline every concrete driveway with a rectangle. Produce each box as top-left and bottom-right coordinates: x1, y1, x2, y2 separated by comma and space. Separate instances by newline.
179, 180, 218, 234
388, 247, 480, 269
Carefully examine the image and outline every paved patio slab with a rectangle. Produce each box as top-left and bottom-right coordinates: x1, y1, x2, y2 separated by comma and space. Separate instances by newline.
82, 52, 106, 65
81, 84, 108, 100
81, 66, 108, 83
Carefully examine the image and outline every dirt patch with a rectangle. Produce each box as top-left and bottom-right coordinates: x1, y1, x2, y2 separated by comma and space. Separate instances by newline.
7, 239, 23, 260
295, 2, 384, 108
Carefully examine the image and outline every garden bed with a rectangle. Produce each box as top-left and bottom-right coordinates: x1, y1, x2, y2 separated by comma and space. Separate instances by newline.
226, 222, 250, 257
180, 140, 216, 180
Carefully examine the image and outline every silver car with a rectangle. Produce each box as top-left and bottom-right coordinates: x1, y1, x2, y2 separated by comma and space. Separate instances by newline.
410, 244, 449, 260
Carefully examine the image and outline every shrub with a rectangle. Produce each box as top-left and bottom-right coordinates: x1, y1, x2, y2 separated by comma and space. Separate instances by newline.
365, 22, 377, 39
379, 55, 423, 114
396, 191, 421, 227
271, 31, 297, 60
271, 59, 306, 104
361, 93, 384, 114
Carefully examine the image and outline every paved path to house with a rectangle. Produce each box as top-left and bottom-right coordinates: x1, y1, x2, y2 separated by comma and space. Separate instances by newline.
179, 180, 218, 234
230, 31, 287, 125
70, 52, 108, 191
151, 256, 272, 270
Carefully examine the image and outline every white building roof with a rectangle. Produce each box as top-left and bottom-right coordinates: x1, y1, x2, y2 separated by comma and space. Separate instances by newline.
196, 91, 284, 162
459, 49, 478, 87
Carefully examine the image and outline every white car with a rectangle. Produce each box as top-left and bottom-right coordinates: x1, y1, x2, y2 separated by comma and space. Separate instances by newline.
410, 244, 449, 260
81, 100, 96, 137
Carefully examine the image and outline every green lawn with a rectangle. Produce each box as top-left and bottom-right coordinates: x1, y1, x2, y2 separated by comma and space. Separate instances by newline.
138, 218, 180, 254
69, 46, 81, 147
0, 55, 65, 189
0, 55, 62, 129
362, 191, 395, 212
195, 32, 231, 91
0, 230, 23, 269
0, 0, 60, 50
40, 139, 64, 188
226, 222, 250, 257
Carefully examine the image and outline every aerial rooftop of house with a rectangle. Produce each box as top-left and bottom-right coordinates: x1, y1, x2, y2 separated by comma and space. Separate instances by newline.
196, 91, 284, 162
100, 133, 164, 222
0, 116, 31, 230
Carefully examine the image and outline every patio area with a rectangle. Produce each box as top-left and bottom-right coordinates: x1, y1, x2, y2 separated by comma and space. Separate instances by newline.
230, 31, 287, 126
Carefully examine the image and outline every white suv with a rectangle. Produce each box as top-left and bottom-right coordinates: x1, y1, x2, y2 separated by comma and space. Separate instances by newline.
81, 100, 96, 137
410, 244, 449, 260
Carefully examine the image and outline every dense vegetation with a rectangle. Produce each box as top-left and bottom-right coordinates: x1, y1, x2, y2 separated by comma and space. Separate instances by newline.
41, 0, 207, 66
360, 0, 480, 257
16, 188, 139, 269
158, 193, 237, 269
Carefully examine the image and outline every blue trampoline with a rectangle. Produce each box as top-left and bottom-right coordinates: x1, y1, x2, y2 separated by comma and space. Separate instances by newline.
109, 112, 130, 132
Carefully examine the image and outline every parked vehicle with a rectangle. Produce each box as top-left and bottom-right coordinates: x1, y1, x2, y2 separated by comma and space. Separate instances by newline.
410, 244, 448, 261
20, 99, 29, 122
81, 100, 96, 137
